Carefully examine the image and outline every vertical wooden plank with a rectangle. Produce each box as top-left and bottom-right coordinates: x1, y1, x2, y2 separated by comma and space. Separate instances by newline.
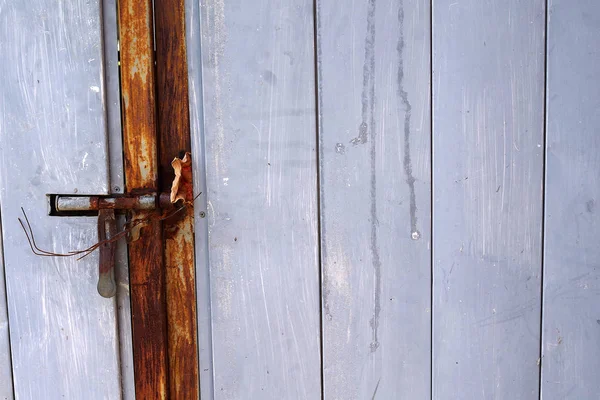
185, 0, 215, 397
119, 0, 168, 398
541, 1, 600, 398
104, 2, 135, 395
198, 0, 321, 398
432, 1, 546, 398
0, 212, 14, 399
154, 0, 200, 398
115, 217, 136, 400
0, 0, 122, 398
317, 0, 431, 398
103, 0, 125, 194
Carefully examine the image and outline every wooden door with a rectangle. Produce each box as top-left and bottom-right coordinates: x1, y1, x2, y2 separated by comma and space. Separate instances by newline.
0, 0, 134, 398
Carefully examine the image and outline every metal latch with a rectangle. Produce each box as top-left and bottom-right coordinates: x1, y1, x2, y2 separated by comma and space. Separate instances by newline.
47, 192, 174, 298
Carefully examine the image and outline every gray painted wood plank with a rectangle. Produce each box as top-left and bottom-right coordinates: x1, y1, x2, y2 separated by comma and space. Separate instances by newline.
541, 1, 600, 398
115, 217, 135, 400
432, 1, 546, 398
197, 0, 321, 398
0, 1, 123, 398
102, 0, 125, 194
185, 0, 215, 397
316, 0, 431, 398
0, 212, 14, 399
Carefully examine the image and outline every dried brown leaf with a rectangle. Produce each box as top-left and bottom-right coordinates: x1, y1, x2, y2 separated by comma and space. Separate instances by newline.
170, 152, 193, 203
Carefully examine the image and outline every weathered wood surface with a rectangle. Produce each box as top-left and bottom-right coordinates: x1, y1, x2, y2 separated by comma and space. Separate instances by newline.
104, 0, 125, 195
316, 0, 431, 398
119, 0, 168, 398
541, 1, 600, 398
155, 0, 200, 397
196, 0, 322, 398
0, 0, 124, 398
184, 0, 215, 397
432, 1, 546, 398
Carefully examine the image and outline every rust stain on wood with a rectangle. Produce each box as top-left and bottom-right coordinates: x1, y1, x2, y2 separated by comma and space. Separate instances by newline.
119, 0, 169, 398
163, 207, 198, 398
128, 214, 169, 399
119, 0, 158, 192
155, 0, 200, 398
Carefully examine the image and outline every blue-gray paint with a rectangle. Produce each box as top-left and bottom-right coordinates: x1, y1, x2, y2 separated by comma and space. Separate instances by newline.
541, 1, 600, 398
432, 1, 546, 398
0, 212, 14, 399
317, 0, 432, 397
194, 0, 321, 398
0, 0, 131, 398
102, 0, 125, 194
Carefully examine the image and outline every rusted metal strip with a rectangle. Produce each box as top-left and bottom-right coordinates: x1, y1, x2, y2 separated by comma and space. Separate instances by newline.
97, 209, 117, 298
118, 0, 169, 398
54, 194, 173, 212
155, 0, 200, 397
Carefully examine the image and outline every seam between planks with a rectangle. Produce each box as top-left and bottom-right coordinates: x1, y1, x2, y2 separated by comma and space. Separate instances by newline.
429, 0, 434, 399
313, 0, 325, 398
538, 0, 550, 399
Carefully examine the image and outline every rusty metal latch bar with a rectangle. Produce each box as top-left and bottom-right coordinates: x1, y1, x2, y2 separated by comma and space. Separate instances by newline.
52, 193, 173, 213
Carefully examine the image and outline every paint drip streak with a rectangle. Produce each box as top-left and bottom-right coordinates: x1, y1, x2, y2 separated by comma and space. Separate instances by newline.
361, 0, 381, 353
398, 1, 419, 240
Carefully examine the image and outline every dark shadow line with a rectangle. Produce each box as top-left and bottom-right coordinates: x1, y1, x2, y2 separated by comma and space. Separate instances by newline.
429, 0, 434, 399
312, 0, 326, 398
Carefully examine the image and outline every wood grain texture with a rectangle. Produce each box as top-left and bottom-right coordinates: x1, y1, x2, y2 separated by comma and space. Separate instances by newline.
432, 1, 546, 398
0, 0, 122, 398
541, 1, 600, 398
316, 0, 431, 398
155, 1, 200, 397
119, 0, 168, 398
198, 0, 321, 398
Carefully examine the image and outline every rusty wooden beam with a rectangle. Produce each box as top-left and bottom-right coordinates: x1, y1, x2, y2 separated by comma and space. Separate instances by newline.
118, 0, 169, 398
155, 0, 200, 397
